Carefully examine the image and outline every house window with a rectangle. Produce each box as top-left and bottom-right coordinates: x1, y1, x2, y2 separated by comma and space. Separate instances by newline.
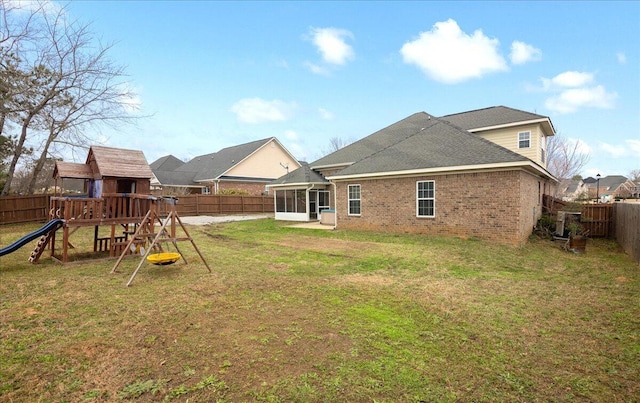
540, 134, 546, 163
348, 184, 361, 216
416, 181, 435, 217
518, 131, 531, 149
202, 186, 211, 195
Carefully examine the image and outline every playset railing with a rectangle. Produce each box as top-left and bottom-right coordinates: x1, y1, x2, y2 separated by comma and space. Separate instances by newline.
49, 193, 162, 225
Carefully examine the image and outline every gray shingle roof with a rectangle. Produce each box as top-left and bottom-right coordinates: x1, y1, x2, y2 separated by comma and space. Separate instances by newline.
441, 105, 553, 132
311, 112, 432, 168
150, 155, 184, 171
152, 170, 200, 187
333, 114, 528, 177
178, 138, 273, 182
587, 175, 632, 191
151, 138, 276, 186
270, 163, 329, 186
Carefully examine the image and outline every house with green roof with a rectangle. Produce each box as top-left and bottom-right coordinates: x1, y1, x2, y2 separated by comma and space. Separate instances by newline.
268, 106, 557, 246
151, 137, 300, 195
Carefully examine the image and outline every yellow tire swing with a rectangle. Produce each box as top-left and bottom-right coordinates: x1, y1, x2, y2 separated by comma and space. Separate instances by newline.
146, 251, 181, 265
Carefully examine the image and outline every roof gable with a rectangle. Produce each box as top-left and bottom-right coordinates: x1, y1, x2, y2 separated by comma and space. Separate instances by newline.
88, 146, 153, 179
270, 163, 328, 186
150, 155, 185, 171
178, 138, 274, 182
598, 175, 632, 191
441, 106, 555, 136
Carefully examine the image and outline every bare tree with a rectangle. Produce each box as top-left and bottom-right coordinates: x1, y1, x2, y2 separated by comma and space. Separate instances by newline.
320, 136, 353, 157
628, 169, 640, 182
546, 134, 591, 198
546, 135, 590, 179
1, 1, 140, 195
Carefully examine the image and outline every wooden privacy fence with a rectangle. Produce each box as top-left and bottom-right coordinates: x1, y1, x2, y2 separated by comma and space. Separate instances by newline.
174, 194, 273, 216
543, 195, 614, 238
615, 203, 640, 265
581, 204, 614, 238
0, 195, 50, 224
0, 194, 274, 225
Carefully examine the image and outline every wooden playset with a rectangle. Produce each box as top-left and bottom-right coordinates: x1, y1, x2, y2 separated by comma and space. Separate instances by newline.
26, 145, 211, 285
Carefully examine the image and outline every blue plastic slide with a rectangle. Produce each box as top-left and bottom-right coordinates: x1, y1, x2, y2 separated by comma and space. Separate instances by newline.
0, 219, 64, 257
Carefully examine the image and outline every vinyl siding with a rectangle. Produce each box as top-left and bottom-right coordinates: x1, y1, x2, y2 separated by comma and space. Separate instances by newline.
473, 123, 547, 168
225, 140, 299, 179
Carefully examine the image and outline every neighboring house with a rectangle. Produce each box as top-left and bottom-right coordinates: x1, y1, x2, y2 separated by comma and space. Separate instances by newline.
151, 137, 301, 196
559, 180, 588, 201
268, 106, 557, 246
53, 145, 153, 197
584, 175, 637, 200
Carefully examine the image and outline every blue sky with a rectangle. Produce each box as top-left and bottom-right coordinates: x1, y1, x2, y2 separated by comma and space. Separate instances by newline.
61, 1, 638, 178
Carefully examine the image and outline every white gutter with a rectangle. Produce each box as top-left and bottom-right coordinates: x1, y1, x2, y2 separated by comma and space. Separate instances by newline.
266, 181, 328, 189
326, 160, 555, 182
332, 181, 337, 230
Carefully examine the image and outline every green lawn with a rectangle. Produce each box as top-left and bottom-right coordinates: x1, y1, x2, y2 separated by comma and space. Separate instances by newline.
1, 219, 638, 401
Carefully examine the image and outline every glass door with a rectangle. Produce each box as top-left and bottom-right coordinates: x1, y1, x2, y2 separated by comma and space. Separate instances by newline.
309, 190, 317, 220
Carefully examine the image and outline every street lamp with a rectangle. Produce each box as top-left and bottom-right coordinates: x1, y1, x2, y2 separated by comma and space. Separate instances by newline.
596, 173, 601, 203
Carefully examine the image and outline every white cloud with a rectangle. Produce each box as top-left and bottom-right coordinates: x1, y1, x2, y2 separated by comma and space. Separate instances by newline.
598, 139, 640, 158
545, 71, 594, 89
568, 137, 593, 156
304, 61, 330, 76
308, 27, 355, 65
544, 85, 617, 114
230, 98, 296, 124
617, 52, 627, 64
399, 19, 508, 84
7, 0, 62, 14
509, 41, 542, 65
318, 108, 334, 120
536, 71, 617, 114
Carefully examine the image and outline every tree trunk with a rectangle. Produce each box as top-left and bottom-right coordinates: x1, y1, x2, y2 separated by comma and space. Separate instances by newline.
27, 125, 57, 194
1, 115, 32, 195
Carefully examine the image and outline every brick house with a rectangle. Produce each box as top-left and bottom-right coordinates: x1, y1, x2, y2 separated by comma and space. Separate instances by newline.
268, 106, 557, 246
150, 137, 300, 196
583, 175, 637, 200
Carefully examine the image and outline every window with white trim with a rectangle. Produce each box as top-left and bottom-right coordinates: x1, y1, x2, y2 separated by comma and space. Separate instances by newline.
416, 180, 435, 217
348, 184, 361, 216
540, 134, 546, 163
518, 131, 531, 149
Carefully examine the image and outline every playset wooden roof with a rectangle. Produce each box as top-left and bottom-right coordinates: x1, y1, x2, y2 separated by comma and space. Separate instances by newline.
87, 146, 153, 179
53, 161, 94, 179
54, 146, 153, 180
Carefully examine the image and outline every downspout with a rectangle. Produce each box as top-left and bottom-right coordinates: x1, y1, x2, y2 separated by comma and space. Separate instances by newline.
332, 181, 337, 230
